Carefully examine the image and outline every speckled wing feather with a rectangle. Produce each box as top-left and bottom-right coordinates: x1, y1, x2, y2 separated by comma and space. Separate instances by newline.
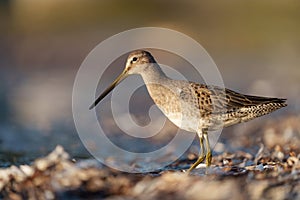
187, 82, 287, 128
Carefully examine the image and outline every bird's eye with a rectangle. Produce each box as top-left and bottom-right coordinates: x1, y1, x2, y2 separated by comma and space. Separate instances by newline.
132, 57, 138, 62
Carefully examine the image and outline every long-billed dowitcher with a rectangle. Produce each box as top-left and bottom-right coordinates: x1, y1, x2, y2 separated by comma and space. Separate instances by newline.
89, 50, 287, 173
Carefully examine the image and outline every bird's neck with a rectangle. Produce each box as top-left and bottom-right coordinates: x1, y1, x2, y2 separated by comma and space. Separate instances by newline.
139, 63, 169, 85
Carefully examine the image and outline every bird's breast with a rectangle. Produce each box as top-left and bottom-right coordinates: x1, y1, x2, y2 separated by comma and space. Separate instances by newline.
146, 83, 205, 132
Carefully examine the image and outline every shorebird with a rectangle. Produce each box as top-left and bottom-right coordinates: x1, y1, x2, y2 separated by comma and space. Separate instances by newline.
89, 50, 287, 173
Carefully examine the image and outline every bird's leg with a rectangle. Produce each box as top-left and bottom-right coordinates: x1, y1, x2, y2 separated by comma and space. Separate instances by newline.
203, 131, 212, 167
187, 134, 205, 173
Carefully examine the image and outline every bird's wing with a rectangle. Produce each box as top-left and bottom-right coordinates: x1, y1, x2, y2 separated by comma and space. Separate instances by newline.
187, 82, 286, 116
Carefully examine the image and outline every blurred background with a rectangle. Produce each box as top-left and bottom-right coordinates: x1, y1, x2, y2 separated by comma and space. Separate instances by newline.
0, 0, 299, 167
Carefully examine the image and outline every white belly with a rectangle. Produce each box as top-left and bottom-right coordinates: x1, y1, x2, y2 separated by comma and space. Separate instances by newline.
164, 112, 204, 133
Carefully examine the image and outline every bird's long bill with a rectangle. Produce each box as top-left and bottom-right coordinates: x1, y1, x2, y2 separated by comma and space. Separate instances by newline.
89, 70, 127, 110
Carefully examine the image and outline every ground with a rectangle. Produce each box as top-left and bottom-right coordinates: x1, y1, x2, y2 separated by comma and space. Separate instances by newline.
0, 115, 299, 200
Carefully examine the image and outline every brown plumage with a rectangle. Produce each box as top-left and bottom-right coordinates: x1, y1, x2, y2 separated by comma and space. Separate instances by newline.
187, 83, 287, 129
90, 50, 287, 173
